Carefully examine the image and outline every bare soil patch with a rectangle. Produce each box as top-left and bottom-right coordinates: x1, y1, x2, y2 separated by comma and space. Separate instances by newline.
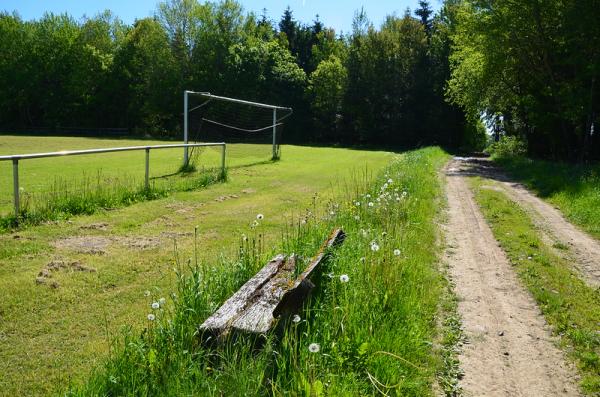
444, 159, 580, 396
53, 236, 111, 255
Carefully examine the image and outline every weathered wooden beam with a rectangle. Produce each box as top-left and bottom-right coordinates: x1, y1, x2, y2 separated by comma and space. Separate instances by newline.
199, 228, 345, 339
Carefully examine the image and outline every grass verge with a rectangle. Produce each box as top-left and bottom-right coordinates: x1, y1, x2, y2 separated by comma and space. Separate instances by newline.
493, 155, 600, 239
68, 147, 450, 396
470, 177, 600, 394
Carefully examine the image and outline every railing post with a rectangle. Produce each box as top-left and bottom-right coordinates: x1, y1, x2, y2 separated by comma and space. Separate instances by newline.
272, 108, 277, 159
12, 159, 19, 218
145, 148, 150, 190
184, 91, 189, 166
221, 144, 226, 178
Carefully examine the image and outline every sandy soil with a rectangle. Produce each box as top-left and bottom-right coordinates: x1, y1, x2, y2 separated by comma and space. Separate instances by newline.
463, 158, 600, 288
444, 158, 580, 396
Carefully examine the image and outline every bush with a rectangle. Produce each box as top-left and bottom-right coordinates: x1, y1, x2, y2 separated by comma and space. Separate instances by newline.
487, 135, 527, 159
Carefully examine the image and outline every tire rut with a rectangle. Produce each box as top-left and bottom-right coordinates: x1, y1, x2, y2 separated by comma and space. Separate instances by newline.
444, 159, 580, 396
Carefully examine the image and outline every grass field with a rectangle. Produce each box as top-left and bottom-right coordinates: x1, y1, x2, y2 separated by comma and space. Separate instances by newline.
0, 136, 395, 396
471, 177, 600, 393
0, 136, 280, 226
69, 147, 452, 396
493, 156, 600, 239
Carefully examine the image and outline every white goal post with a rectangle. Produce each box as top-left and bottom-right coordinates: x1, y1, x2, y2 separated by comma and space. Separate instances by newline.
183, 91, 293, 164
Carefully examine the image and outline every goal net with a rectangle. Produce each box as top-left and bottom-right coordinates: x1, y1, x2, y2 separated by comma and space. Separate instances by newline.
184, 91, 293, 167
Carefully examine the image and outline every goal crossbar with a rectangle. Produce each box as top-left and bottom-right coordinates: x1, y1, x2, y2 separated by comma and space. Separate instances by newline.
183, 91, 292, 163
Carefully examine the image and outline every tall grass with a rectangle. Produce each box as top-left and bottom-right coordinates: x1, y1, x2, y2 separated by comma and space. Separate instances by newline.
68, 147, 450, 396
0, 167, 226, 232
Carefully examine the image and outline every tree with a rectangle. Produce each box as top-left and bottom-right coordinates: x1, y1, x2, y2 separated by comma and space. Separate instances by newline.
309, 55, 347, 140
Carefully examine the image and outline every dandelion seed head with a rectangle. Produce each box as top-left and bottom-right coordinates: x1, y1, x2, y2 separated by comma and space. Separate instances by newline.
355, 201, 361, 206
368, 202, 374, 207
159, 297, 166, 306
144, 290, 151, 297
339, 274, 349, 283
394, 249, 401, 256
151, 302, 160, 310
292, 314, 301, 323
147, 313, 155, 321
387, 178, 393, 184
256, 213, 264, 220
308, 343, 320, 353
370, 242, 380, 252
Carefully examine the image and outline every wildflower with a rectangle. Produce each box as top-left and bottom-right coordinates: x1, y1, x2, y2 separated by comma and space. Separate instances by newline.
354, 215, 360, 221
339, 274, 349, 283
394, 249, 401, 256
159, 297, 166, 306
368, 202, 374, 207
301, 219, 307, 225
292, 314, 301, 323
366, 194, 371, 198
151, 302, 160, 310
387, 178, 393, 184
144, 290, 150, 297
308, 343, 320, 353
370, 242, 380, 252
383, 183, 388, 190
355, 201, 361, 206
256, 214, 264, 220
147, 314, 155, 321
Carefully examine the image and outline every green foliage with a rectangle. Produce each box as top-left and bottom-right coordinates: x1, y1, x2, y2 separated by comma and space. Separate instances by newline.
472, 178, 600, 394
0, 1, 475, 149
447, 0, 600, 160
487, 135, 527, 159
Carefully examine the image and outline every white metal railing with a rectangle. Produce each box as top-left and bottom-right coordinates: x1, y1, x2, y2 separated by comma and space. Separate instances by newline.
0, 142, 226, 218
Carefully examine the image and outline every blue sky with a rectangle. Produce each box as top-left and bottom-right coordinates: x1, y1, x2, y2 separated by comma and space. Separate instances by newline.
2, 0, 442, 33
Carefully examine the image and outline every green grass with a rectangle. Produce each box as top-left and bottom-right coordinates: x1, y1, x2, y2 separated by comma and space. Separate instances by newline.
0, 139, 395, 396
0, 136, 277, 228
471, 177, 600, 394
494, 155, 600, 239
67, 147, 451, 396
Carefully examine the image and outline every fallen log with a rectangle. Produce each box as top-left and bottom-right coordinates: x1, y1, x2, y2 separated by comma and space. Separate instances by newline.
200, 228, 345, 339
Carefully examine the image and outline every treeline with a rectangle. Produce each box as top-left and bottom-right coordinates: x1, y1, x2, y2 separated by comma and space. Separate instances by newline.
0, 0, 476, 148
446, 0, 600, 161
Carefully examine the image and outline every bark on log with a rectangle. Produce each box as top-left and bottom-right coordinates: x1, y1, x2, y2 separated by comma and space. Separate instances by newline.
199, 228, 345, 339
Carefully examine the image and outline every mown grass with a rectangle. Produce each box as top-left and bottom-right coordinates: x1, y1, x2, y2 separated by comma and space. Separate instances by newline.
68, 147, 450, 396
493, 155, 600, 239
0, 143, 394, 396
471, 178, 600, 394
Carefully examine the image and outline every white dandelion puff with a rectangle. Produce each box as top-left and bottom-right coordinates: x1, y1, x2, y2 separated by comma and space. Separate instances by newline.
292, 314, 301, 323
256, 213, 264, 220
370, 242, 380, 252
308, 343, 320, 353
159, 297, 166, 306
147, 313, 155, 321
355, 201, 361, 206
144, 290, 151, 297
368, 202, 374, 207
387, 178, 393, 183
339, 274, 349, 283
366, 194, 371, 198
151, 302, 160, 310
394, 249, 401, 256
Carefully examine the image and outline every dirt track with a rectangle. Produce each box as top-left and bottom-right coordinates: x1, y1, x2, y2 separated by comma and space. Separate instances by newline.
462, 158, 600, 288
444, 158, 580, 396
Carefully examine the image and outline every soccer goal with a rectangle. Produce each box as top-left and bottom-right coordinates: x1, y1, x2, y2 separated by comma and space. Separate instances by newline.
183, 91, 293, 165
